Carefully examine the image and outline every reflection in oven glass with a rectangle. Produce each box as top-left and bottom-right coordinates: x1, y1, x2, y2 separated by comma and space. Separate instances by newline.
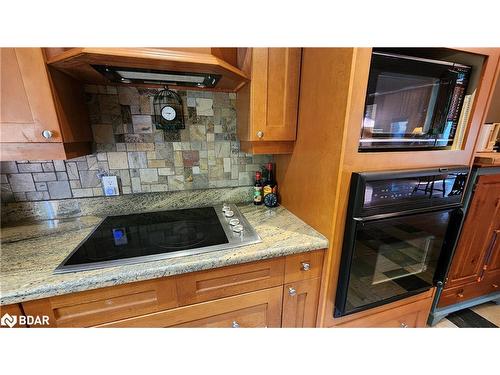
345, 210, 450, 313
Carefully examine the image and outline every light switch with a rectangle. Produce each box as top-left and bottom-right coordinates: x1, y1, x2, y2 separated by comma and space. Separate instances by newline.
102, 175, 119, 196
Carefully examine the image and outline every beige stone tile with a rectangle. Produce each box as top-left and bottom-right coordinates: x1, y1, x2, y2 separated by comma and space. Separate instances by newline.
107, 152, 129, 169
471, 302, 500, 326
433, 319, 458, 328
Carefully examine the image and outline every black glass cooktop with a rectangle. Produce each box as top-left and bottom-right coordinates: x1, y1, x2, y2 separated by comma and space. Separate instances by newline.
57, 207, 229, 272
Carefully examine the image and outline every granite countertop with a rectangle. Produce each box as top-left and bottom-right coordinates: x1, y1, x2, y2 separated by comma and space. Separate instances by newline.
0, 204, 328, 305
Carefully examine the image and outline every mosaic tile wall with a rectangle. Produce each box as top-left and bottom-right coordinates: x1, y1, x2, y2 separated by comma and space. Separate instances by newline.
0, 86, 272, 203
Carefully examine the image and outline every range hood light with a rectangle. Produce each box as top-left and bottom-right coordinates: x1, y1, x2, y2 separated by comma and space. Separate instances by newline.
92, 65, 221, 88
116, 70, 206, 84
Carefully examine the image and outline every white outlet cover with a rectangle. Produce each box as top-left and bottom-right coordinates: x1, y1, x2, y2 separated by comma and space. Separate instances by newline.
102, 175, 119, 196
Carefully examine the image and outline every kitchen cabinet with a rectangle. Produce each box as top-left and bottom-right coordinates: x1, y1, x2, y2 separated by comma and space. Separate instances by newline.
438, 172, 500, 307
281, 250, 324, 328
16, 250, 325, 328
97, 287, 283, 328
282, 278, 321, 328
236, 48, 301, 154
0, 48, 92, 161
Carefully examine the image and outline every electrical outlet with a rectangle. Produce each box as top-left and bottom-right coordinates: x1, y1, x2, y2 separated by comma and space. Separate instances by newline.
102, 175, 119, 196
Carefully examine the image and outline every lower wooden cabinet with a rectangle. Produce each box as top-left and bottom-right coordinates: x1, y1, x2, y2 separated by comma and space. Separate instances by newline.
281, 278, 321, 328
331, 289, 435, 328
10, 251, 325, 328
438, 173, 500, 307
97, 287, 283, 328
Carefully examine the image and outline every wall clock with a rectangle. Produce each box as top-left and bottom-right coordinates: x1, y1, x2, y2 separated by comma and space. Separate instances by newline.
153, 88, 185, 130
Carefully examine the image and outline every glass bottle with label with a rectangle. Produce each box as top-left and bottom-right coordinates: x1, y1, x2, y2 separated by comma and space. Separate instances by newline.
263, 162, 277, 197
253, 171, 263, 205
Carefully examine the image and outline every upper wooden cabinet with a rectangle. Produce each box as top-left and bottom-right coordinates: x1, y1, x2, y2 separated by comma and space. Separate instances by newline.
0, 48, 92, 160
236, 48, 301, 154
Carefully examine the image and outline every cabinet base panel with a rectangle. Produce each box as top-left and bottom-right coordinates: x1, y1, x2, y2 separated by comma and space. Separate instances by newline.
0, 141, 91, 161
428, 291, 500, 326
240, 141, 295, 154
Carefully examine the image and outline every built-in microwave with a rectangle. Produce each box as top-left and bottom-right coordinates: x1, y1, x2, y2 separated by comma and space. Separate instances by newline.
359, 51, 472, 151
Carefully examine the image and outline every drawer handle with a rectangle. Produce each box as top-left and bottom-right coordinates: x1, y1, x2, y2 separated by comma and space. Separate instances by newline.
493, 284, 498, 288
288, 287, 297, 296
400, 322, 408, 328
457, 292, 464, 298
301, 262, 311, 271
256, 131, 264, 139
42, 130, 53, 139
231, 321, 240, 328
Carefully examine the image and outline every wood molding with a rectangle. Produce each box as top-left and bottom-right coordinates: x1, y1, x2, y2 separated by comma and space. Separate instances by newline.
240, 140, 295, 154
45, 48, 249, 92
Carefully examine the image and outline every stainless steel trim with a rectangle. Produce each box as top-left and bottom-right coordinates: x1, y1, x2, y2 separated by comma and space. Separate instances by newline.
372, 51, 471, 69
353, 203, 461, 222
53, 204, 262, 274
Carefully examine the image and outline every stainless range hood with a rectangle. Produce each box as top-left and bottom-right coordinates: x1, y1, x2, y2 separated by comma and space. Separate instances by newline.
44, 48, 249, 91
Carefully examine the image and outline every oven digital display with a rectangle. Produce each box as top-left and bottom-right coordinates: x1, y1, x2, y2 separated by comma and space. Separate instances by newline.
363, 172, 467, 210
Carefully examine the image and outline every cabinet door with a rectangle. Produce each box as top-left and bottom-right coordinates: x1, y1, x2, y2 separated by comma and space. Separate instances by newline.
239, 48, 301, 142
446, 174, 500, 287
96, 287, 283, 328
0, 48, 61, 143
282, 278, 321, 328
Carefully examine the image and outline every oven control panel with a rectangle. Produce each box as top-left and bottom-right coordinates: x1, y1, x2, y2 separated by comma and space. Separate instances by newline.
355, 169, 469, 215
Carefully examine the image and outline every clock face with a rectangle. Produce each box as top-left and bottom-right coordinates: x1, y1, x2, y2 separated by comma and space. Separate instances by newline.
264, 193, 278, 208
161, 106, 176, 121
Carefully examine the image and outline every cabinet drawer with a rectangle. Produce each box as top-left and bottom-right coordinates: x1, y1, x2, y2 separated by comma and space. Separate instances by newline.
97, 286, 283, 328
284, 249, 324, 283
439, 271, 500, 307
335, 291, 433, 328
176, 257, 284, 306
22, 277, 178, 327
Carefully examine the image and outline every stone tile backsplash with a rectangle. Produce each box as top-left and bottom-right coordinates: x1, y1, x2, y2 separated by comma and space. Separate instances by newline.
0, 86, 272, 203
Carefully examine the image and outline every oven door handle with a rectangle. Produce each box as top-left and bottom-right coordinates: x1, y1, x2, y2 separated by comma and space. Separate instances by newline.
433, 207, 464, 285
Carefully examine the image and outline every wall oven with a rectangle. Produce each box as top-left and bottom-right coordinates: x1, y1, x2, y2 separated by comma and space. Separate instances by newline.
334, 166, 469, 318
360, 51, 471, 151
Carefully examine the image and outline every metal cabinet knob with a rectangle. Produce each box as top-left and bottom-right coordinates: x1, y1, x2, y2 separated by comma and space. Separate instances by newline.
301, 262, 311, 271
231, 321, 240, 328
493, 284, 498, 288
457, 292, 464, 298
288, 287, 297, 296
400, 322, 408, 328
256, 131, 264, 139
41, 130, 53, 139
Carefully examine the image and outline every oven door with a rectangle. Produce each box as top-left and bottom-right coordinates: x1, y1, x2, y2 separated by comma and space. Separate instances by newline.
334, 207, 462, 317
359, 52, 461, 151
